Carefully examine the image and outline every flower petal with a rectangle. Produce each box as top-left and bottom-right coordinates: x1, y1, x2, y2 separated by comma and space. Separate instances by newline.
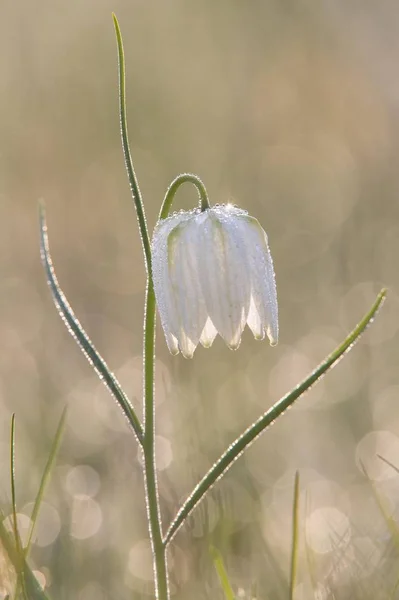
240, 215, 278, 345
197, 208, 251, 349
151, 212, 193, 354
199, 317, 218, 348
247, 296, 265, 340
151, 203, 278, 357
167, 217, 208, 355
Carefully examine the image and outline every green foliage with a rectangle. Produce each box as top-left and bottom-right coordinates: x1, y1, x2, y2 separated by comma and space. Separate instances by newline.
0, 410, 66, 600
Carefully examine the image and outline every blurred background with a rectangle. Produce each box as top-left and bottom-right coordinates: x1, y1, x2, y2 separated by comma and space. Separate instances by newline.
0, 0, 398, 598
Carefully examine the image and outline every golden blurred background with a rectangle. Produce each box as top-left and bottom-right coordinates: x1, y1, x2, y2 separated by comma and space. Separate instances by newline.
0, 1, 398, 598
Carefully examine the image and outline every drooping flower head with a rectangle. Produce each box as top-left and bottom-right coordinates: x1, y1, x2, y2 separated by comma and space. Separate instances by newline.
151, 204, 278, 359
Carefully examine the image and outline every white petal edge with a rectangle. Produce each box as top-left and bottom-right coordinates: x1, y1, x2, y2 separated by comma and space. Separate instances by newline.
151, 212, 194, 354
236, 214, 278, 345
199, 317, 218, 348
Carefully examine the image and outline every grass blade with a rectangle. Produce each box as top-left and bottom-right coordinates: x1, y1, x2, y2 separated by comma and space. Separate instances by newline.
210, 546, 235, 600
10, 415, 28, 600
164, 289, 387, 545
39, 204, 144, 445
289, 472, 300, 600
377, 454, 399, 475
0, 514, 51, 600
361, 460, 399, 549
2, 409, 66, 599
24, 407, 67, 556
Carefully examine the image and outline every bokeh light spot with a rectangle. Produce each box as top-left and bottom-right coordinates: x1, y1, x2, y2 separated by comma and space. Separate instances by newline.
306, 507, 351, 554
137, 435, 173, 471
70, 496, 102, 540
356, 430, 399, 481
127, 539, 153, 581
65, 465, 101, 498
32, 570, 46, 590
77, 581, 106, 600
3, 513, 31, 547
22, 502, 61, 547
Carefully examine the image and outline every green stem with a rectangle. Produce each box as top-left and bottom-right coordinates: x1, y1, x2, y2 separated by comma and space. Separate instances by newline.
163, 289, 387, 545
160, 173, 210, 219
289, 472, 300, 600
113, 14, 168, 599
143, 280, 169, 600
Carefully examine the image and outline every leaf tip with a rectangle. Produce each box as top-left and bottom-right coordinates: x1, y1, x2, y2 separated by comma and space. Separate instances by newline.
379, 287, 388, 300
112, 13, 120, 34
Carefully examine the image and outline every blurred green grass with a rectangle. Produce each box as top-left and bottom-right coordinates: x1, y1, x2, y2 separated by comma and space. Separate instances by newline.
0, 1, 398, 598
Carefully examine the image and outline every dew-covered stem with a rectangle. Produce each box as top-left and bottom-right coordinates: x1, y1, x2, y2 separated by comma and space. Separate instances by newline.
142, 279, 169, 600
160, 173, 210, 219
113, 14, 169, 599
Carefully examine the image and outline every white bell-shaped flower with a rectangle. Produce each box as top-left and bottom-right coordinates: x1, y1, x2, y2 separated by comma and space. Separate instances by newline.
151, 204, 278, 359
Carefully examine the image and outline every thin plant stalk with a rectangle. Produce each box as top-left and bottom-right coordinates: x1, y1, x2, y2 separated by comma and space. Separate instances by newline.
10, 415, 28, 600
113, 14, 168, 600
289, 472, 300, 600
142, 280, 168, 600
159, 173, 210, 219
211, 546, 236, 600
25, 407, 67, 556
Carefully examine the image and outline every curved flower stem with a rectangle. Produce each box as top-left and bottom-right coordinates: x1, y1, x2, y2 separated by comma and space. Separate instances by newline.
160, 173, 210, 219
113, 14, 168, 599
163, 289, 387, 545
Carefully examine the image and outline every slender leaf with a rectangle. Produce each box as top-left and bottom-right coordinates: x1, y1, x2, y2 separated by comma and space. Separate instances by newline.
377, 454, 399, 476
164, 289, 387, 545
289, 472, 300, 600
39, 204, 143, 445
360, 460, 399, 549
112, 13, 151, 270
304, 492, 318, 595
25, 407, 67, 556
210, 546, 235, 600
10, 415, 28, 600
0, 515, 51, 600
376, 451, 399, 596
